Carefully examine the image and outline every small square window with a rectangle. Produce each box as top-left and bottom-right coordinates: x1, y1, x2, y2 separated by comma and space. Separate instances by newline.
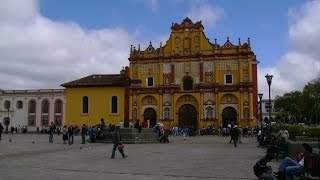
147, 77, 154, 87
225, 75, 233, 84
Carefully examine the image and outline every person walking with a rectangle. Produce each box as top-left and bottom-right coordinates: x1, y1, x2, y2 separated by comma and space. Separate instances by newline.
48, 122, 55, 143
110, 126, 126, 159
0, 123, 4, 140
230, 125, 240, 147
81, 124, 87, 144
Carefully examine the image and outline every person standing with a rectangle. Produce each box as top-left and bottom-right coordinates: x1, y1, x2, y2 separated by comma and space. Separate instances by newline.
68, 124, 75, 145
81, 124, 87, 144
134, 120, 142, 133
48, 122, 55, 143
0, 123, 4, 140
277, 127, 289, 140
62, 125, 68, 144
101, 118, 105, 130
238, 125, 243, 143
110, 126, 126, 159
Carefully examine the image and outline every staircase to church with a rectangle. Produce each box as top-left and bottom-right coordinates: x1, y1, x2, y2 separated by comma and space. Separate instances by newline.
96, 128, 160, 144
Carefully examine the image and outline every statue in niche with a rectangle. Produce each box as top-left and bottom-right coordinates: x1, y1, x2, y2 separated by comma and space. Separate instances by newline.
227, 95, 231, 102
164, 107, 170, 120
133, 67, 138, 78
164, 76, 169, 84
244, 107, 249, 119
205, 106, 214, 120
132, 108, 137, 120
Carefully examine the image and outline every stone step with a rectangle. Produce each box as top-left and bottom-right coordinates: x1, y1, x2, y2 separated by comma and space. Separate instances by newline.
98, 128, 160, 144
95, 140, 160, 144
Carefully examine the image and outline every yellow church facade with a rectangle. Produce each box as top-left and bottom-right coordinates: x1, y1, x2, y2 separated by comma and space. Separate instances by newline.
62, 18, 258, 129
128, 18, 258, 129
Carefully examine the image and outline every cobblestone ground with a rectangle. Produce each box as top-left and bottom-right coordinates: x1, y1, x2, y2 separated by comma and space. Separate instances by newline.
0, 133, 280, 180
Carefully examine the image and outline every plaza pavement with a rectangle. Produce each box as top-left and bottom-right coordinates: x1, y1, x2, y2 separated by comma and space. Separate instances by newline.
0, 133, 280, 180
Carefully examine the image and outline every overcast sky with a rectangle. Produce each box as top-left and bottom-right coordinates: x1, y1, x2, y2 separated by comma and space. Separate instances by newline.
0, 0, 320, 99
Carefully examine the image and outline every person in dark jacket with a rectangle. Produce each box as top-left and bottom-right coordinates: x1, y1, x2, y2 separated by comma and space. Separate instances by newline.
68, 124, 75, 145
230, 125, 240, 147
110, 126, 126, 159
253, 153, 277, 180
48, 122, 55, 143
0, 123, 4, 140
81, 124, 87, 144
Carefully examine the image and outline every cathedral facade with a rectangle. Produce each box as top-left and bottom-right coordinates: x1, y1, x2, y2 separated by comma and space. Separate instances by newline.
128, 18, 258, 129
0, 18, 259, 130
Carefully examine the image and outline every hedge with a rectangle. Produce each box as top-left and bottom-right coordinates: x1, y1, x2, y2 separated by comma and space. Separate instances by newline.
272, 125, 320, 138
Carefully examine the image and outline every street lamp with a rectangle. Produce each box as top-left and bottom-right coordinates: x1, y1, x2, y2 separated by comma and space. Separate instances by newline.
265, 74, 273, 143
258, 93, 263, 130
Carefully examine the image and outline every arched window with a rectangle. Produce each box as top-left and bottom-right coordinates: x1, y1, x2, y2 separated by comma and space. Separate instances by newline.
41, 100, 49, 126
28, 100, 36, 126
54, 99, 62, 126
16, 101, 23, 109
82, 96, 89, 114
4, 100, 10, 109
183, 76, 193, 91
111, 96, 118, 113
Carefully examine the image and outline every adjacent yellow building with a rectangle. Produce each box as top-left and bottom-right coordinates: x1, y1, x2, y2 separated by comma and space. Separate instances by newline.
61, 70, 130, 126
62, 18, 259, 129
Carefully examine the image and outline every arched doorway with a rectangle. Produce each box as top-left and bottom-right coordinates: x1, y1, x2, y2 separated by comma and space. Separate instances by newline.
222, 107, 237, 127
143, 108, 157, 127
178, 104, 197, 130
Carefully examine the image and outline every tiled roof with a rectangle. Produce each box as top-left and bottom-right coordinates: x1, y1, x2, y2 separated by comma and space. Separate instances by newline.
61, 74, 129, 87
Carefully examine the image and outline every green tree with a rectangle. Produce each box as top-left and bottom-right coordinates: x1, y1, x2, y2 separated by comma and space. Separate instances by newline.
302, 77, 320, 124
274, 91, 303, 124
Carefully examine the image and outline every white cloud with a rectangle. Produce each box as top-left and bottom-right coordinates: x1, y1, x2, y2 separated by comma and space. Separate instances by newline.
0, 0, 138, 90
0, 0, 38, 24
258, 1, 320, 98
186, 2, 224, 29
289, 1, 320, 60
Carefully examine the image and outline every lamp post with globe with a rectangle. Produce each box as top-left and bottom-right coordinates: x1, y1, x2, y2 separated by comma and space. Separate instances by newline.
265, 74, 273, 143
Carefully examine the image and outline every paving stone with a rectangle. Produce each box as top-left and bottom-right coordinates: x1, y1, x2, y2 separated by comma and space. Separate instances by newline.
0, 134, 280, 180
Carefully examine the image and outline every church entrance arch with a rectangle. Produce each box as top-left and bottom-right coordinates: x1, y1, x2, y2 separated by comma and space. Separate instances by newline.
178, 104, 197, 130
222, 107, 237, 127
143, 108, 157, 127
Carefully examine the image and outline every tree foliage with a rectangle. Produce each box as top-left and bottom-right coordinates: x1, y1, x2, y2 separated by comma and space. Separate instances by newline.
274, 77, 320, 124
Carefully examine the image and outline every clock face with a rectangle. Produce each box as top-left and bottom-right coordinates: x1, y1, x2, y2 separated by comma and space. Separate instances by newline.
175, 37, 180, 44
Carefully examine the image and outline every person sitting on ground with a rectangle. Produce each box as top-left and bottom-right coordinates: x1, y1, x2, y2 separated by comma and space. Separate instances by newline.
274, 143, 313, 180
253, 153, 277, 180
